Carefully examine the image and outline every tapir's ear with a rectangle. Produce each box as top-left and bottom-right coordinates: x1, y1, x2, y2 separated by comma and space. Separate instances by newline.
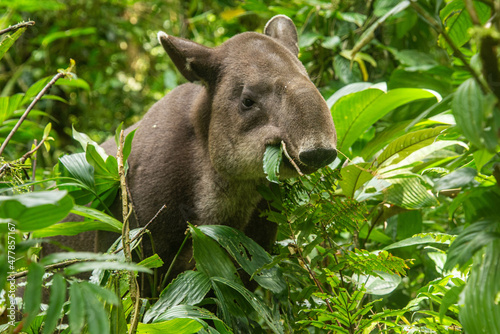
264, 15, 299, 57
157, 31, 215, 83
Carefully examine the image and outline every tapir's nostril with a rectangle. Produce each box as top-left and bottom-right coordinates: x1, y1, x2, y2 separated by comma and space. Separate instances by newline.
299, 148, 337, 169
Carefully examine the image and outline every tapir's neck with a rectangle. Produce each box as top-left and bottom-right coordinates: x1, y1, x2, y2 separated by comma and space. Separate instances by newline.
193, 165, 263, 230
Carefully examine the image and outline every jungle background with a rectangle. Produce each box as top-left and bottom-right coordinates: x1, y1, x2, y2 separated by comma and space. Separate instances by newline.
1, 0, 500, 333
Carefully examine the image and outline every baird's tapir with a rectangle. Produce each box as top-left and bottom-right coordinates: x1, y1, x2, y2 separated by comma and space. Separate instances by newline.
50, 15, 337, 293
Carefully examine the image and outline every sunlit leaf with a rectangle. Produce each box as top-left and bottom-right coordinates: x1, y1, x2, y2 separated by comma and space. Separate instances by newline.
331, 86, 440, 153
0, 191, 73, 231
136, 318, 203, 334
0, 27, 27, 61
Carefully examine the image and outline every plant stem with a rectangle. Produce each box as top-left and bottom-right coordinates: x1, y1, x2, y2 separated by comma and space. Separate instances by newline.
117, 129, 139, 334
161, 232, 189, 290
0, 72, 65, 157
0, 21, 35, 35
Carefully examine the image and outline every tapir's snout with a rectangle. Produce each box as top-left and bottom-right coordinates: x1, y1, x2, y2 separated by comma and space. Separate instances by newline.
299, 147, 337, 169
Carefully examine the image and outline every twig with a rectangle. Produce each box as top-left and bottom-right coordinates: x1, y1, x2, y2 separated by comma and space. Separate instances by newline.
10, 259, 83, 279
30, 139, 37, 192
281, 141, 304, 176
410, 1, 489, 94
0, 72, 65, 157
112, 204, 166, 254
0, 21, 35, 35
117, 129, 140, 334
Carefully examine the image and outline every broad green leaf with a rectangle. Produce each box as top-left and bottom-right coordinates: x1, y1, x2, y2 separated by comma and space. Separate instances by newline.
81, 281, 119, 305
41, 27, 97, 46
21, 76, 52, 105
444, 220, 500, 271
376, 126, 449, 168
379, 139, 465, 174
42, 274, 66, 334
452, 78, 493, 149
331, 86, 440, 153
69, 283, 85, 334
439, 285, 463, 322
384, 177, 438, 209
397, 210, 422, 240
211, 276, 283, 334
65, 260, 152, 276
55, 77, 91, 91
144, 271, 211, 323
434, 167, 477, 192
0, 191, 73, 231
0, 27, 27, 61
136, 318, 203, 334
33, 204, 122, 237
353, 270, 401, 295
148, 305, 229, 333
0, 94, 23, 124
0, 0, 66, 11
460, 240, 500, 333
23, 262, 44, 329
263, 145, 282, 184
137, 253, 164, 269
326, 82, 374, 109
473, 149, 495, 172
338, 163, 373, 198
198, 225, 286, 293
59, 153, 95, 190
81, 282, 111, 334
72, 126, 108, 160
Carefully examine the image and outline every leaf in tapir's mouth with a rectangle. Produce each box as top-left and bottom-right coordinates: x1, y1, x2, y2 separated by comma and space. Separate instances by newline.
263, 141, 305, 183
263, 143, 283, 184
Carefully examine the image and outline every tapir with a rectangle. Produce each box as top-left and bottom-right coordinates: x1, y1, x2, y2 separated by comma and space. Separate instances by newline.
48, 15, 337, 293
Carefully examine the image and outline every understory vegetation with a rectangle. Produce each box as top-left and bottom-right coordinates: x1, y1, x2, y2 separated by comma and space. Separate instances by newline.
1, 0, 499, 333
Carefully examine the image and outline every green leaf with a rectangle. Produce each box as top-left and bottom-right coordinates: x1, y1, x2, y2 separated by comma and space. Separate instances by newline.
473, 149, 495, 172
434, 167, 477, 192
137, 253, 164, 269
376, 126, 449, 168
23, 262, 44, 329
460, 240, 500, 333
444, 220, 500, 271
384, 177, 438, 209
452, 78, 492, 149
69, 283, 85, 334
439, 285, 463, 322
198, 225, 286, 293
439, 1, 491, 53
263, 145, 282, 184
65, 261, 152, 276
338, 163, 373, 198
0, 191, 73, 231
33, 204, 122, 237
136, 318, 204, 334
353, 271, 401, 295
211, 276, 284, 334
81, 282, 111, 334
55, 77, 91, 91
41, 27, 97, 46
190, 224, 240, 282
0, 27, 27, 61
144, 271, 211, 323
42, 274, 66, 334
21, 76, 52, 105
59, 153, 95, 190
331, 85, 440, 153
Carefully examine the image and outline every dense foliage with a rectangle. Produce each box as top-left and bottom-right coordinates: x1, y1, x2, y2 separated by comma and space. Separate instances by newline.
1, 0, 499, 333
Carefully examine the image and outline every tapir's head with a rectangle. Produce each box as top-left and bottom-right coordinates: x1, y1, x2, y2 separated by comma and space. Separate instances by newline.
158, 15, 337, 180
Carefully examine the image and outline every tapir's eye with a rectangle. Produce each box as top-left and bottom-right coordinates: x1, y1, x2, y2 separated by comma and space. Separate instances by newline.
241, 98, 255, 109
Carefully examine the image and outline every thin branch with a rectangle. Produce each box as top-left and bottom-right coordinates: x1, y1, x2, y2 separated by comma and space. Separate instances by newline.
281, 140, 304, 176
117, 129, 140, 334
10, 259, 83, 279
0, 21, 35, 35
0, 72, 65, 156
